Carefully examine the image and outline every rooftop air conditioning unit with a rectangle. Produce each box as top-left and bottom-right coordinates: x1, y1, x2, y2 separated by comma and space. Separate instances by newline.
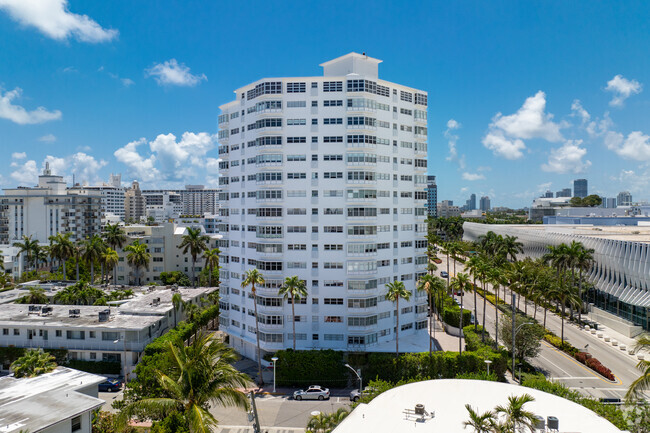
98, 310, 110, 322
533, 415, 545, 431
547, 416, 559, 431
68, 309, 80, 318
28, 305, 42, 314
41, 305, 53, 316
414, 404, 425, 415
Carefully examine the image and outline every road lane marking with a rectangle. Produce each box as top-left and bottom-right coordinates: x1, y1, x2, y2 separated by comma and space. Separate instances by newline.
542, 341, 623, 386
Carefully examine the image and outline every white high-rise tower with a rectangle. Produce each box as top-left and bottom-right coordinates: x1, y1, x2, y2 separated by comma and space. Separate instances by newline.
217, 53, 429, 359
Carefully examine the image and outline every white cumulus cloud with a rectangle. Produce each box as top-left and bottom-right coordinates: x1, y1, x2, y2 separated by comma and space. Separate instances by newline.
605, 130, 650, 161
114, 132, 216, 183
541, 140, 591, 174
10, 159, 38, 184
482, 91, 563, 159
444, 119, 463, 167
0, 0, 118, 43
0, 87, 61, 124
606, 75, 642, 107
145, 59, 207, 87
9, 152, 108, 185
38, 133, 57, 142
11, 152, 26, 159
462, 172, 485, 181
114, 138, 159, 182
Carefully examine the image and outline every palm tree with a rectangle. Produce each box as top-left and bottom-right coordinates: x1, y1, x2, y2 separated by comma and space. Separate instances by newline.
439, 242, 452, 289
178, 227, 210, 287
385, 281, 411, 357
83, 235, 106, 284
117, 332, 252, 433
466, 255, 482, 332
548, 275, 581, 343
488, 267, 505, 348
124, 240, 151, 285
626, 336, 650, 401
172, 292, 184, 327
574, 244, 594, 326
306, 407, 349, 433
447, 241, 465, 279
10, 349, 57, 378
72, 240, 84, 281
451, 272, 471, 353
13, 235, 39, 274
500, 235, 524, 262
417, 274, 444, 356
202, 248, 221, 287
494, 393, 537, 433
103, 223, 127, 251
463, 404, 495, 433
278, 276, 308, 350
102, 248, 119, 285
17, 287, 49, 304
48, 233, 74, 280
241, 268, 266, 385
474, 256, 491, 343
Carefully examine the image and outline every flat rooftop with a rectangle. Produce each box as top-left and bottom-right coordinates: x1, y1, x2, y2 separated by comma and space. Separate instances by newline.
0, 286, 215, 329
0, 367, 105, 433
478, 223, 650, 244
334, 379, 621, 433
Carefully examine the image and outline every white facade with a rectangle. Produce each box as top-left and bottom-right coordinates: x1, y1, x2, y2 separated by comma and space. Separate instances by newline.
217, 53, 429, 358
0, 287, 213, 377
463, 222, 650, 330
143, 190, 183, 223
0, 367, 105, 433
0, 164, 102, 247
142, 185, 220, 217
115, 223, 221, 285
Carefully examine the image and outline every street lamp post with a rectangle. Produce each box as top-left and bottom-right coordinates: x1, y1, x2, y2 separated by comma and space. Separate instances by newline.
484, 359, 492, 376
344, 363, 362, 393
512, 320, 535, 383
113, 333, 128, 381
271, 356, 278, 393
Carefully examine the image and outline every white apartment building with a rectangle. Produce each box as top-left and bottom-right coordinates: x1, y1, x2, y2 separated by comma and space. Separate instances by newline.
217, 53, 429, 359
0, 164, 102, 248
142, 185, 220, 217
143, 190, 183, 223
71, 173, 126, 222
0, 287, 213, 377
0, 367, 105, 433
115, 223, 221, 285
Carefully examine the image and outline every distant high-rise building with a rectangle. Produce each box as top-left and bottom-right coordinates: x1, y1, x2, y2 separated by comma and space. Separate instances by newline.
605, 197, 617, 208
467, 194, 476, 211
617, 191, 633, 206
71, 173, 126, 221
480, 196, 491, 212
426, 175, 437, 217
437, 200, 461, 217
125, 181, 146, 222
556, 188, 571, 198
574, 179, 588, 198
142, 185, 220, 216
543, 190, 554, 198
0, 163, 102, 248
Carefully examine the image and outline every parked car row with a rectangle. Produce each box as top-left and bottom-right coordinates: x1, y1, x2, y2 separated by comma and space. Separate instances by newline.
293, 385, 330, 400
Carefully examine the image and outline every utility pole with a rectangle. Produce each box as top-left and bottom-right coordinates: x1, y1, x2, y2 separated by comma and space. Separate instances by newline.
249, 391, 261, 433
512, 293, 517, 381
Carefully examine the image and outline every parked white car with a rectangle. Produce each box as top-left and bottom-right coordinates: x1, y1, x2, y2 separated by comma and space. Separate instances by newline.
293, 385, 330, 400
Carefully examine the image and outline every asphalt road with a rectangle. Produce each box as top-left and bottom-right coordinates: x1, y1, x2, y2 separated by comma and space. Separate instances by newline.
439, 255, 642, 400
209, 393, 352, 430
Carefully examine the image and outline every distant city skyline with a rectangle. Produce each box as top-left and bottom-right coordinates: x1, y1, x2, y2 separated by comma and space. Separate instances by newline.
2, 2, 650, 207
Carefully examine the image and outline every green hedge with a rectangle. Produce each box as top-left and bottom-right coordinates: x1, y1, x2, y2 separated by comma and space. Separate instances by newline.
442, 307, 472, 328
66, 360, 121, 375
463, 325, 496, 351
352, 350, 507, 383
274, 349, 348, 388
522, 376, 626, 430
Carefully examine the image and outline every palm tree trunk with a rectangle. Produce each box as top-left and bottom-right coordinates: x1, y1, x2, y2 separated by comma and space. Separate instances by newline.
561, 303, 566, 343
494, 285, 499, 349
481, 282, 487, 343
90, 261, 94, 285
578, 269, 583, 326
192, 257, 196, 287
473, 278, 478, 332
395, 296, 400, 357
252, 285, 263, 386
428, 292, 433, 356
291, 299, 296, 350
63, 259, 67, 281
209, 264, 213, 287
459, 287, 464, 353
76, 259, 79, 281
543, 306, 547, 329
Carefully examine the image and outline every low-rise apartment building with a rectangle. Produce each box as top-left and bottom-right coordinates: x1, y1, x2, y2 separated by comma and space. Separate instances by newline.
0, 287, 214, 377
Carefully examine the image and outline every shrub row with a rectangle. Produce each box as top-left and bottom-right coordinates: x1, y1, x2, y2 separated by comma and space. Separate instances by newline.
522, 376, 626, 429
66, 359, 121, 375
274, 349, 348, 388
584, 357, 616, 381
463, 325, 496, 351
442, 305, 472, 329
543, 333, 579, 356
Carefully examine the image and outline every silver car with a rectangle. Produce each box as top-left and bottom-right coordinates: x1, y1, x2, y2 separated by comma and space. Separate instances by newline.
293, 385, 330, 401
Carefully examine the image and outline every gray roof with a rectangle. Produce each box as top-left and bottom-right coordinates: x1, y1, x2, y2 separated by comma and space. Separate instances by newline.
119, 286, 216, 315
0, 367, 105, 433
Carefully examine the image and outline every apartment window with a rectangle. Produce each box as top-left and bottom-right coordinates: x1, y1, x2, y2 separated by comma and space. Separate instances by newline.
324, 298, 344, 305
287, 82, 306, 93
2, 329, 7, 335
71, 416, 82, 432
103, 353, 121, 363
13, 329, 19, 336
56, 330, 62, 337
323, 100, 343, 107
90, 352, 97, 360
66, 330, 85, 340
312, 82, 318, 89
323, 81, 343, 92
287, 100, 307, 108
323, 118, 343, 125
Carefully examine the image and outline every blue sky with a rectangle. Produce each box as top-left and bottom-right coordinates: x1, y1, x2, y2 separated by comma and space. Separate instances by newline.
1, 1, 650, 208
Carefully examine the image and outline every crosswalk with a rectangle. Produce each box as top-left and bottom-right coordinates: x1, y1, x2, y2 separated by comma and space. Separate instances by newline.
218, 426, 305, 433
